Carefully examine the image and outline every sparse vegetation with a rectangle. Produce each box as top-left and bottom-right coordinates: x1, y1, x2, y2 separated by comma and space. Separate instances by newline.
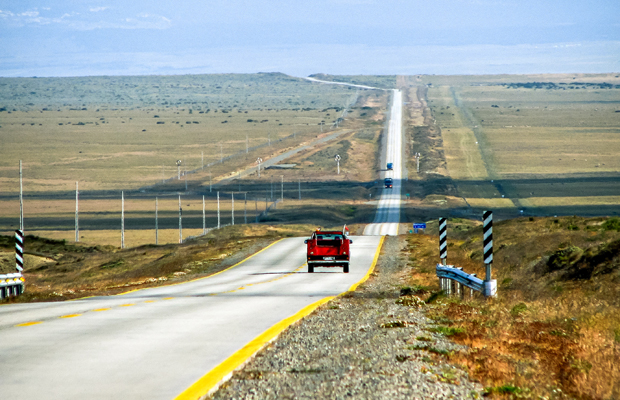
404, 216, 620, 399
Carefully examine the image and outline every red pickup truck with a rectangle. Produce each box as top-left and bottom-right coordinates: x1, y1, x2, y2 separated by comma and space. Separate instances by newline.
305, 226, 353, 273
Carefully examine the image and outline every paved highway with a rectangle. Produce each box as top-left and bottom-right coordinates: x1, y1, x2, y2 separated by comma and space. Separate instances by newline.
364, 89, 403, 236
0, 235, 383, 400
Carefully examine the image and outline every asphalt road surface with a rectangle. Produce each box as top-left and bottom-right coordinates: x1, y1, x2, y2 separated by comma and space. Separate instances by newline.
0, 235, 383, 400
364, 89, 403, 236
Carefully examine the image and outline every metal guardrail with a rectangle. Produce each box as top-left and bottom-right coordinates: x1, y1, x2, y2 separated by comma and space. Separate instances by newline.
0, 272, 25, 299
436, 264, 497, 297
436, 264, 483, 292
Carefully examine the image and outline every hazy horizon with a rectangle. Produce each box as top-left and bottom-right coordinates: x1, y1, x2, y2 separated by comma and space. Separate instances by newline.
1, 0, 618, 78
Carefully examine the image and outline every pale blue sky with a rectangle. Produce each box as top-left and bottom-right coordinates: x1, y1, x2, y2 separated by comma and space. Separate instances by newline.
0, 0, 618, 77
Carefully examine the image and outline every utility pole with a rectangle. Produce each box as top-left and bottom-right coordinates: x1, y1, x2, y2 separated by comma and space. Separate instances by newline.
217, 191, 220, 229
256, 157, 263, 178
121, 191, 125, 249
335, 154, 341, 175
19, 160, 23, 232
415, 152, 420, 173
75, 181, 79, 242
155, 197, 158, 245
178, 194, 183, 244
231, 192, 235, 226
202, 195, 206, 234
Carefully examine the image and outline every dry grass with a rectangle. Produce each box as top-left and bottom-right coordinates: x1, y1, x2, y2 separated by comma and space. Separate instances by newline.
403, 216, 620, 399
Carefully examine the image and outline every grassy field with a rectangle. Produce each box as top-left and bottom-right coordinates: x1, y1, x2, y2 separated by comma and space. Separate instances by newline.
417, 73, 620, 216
0, 73, 366, 193
0, 73, 389, 241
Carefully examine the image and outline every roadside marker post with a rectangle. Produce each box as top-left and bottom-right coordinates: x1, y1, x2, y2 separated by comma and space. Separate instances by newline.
121, 191, 125, 249
179, 195, 183, 244
155, 197, 159, 245
75, 181, 79, 242
19, 160, 23, 232
483, 211, 497, 297
217, 192, 221, 229
15, 230, 24, 273
231, 193, 234, 226
203, 195, 206, 234
438, 218, 448, 294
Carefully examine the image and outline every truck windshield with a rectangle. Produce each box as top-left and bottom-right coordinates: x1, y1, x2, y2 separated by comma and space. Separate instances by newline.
316, 234, 344, 241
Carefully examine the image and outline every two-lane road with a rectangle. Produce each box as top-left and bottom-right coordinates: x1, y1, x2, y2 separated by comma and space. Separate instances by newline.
364, 89, 403, 236
0, 236, 383, 399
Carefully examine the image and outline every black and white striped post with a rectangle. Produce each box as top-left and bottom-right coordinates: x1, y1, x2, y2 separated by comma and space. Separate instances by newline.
15, 229, 24, 295
439, 217, 449, 294
483, 211, 497, 297
15, 230, 24, 273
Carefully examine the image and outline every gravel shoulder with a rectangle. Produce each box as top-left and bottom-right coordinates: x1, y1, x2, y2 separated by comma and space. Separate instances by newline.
209, 236, 483, 399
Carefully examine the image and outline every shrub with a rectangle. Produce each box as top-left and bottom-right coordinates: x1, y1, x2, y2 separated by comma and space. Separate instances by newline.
510, 302, 528, 316
602, 217, 620, 231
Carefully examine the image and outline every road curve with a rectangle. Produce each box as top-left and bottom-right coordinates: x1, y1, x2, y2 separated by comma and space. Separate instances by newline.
0, 235, 383, 400
364, 89, 403, 236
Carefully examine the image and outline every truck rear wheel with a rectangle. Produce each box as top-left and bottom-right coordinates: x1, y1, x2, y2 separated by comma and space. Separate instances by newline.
308, 264, 314, 273
343, 264, 349, 273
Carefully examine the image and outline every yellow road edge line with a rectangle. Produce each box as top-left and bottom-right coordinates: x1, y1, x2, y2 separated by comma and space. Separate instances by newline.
174, 296, 335, 400
15, 321, 43, 327
115, 238, 286, 296
69, 295, 95, 301
59, 314, 81, 319
347, 235, 385, 293
174, 236, 385, 400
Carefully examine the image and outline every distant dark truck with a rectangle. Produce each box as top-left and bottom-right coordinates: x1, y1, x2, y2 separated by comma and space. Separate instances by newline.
384, 177, 393, 188
387, 162, 393, 170
305, 226, 353, 273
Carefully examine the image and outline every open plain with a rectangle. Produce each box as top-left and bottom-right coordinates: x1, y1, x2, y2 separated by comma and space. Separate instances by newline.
1, 73, 619, 399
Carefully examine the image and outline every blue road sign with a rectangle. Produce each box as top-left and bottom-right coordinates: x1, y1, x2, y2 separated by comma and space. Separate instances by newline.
413, 223, 426, 229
